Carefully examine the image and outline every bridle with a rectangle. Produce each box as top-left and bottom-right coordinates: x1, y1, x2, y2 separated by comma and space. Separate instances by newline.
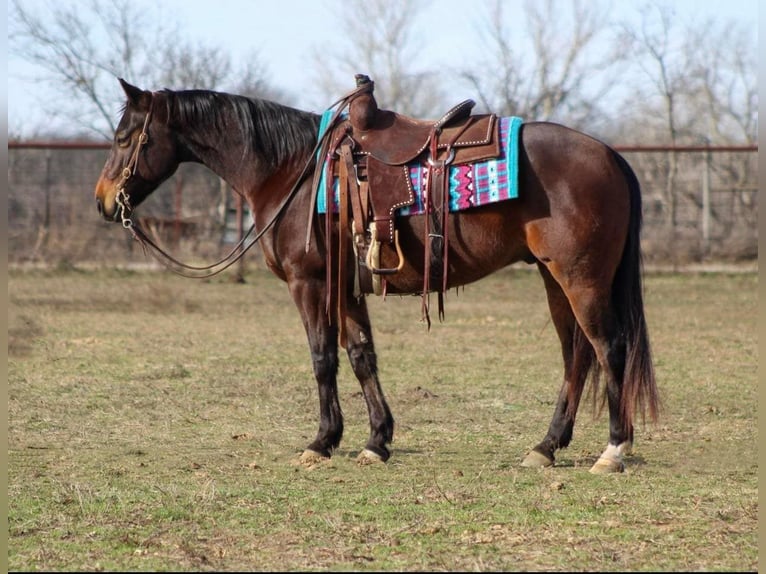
113, 95, 265, 279
113, 83, 372, 279
114, 100, 153, 229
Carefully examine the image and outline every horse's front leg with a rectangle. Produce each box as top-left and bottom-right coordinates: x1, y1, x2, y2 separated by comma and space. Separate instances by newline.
343, 295, 394, 462
288, 278, 343, 461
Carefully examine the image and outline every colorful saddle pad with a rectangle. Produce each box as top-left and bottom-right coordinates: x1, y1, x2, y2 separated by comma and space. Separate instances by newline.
317, 115, 523, 215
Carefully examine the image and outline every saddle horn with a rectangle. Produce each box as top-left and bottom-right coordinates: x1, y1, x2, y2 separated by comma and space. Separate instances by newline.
349, 74, 377, 131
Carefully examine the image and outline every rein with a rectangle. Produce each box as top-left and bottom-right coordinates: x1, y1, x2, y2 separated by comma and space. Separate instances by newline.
115, 84, 371, 279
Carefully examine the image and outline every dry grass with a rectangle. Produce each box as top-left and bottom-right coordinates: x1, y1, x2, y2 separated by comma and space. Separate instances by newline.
8, 266, 758, 571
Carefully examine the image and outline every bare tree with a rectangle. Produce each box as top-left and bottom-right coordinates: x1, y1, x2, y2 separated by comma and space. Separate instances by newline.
461, 0, 626, 131
618, 2, 758, 229
620, 3, 757, 146
687, 21, 758, 145
310, 0, 445, 117
620, 4, 688, 144
9, 0, 278, 139
619, 3, 685, 226
232, 57, 293, 104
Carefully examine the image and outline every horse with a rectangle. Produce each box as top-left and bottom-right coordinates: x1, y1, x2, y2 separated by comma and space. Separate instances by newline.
94, 78, 659, 474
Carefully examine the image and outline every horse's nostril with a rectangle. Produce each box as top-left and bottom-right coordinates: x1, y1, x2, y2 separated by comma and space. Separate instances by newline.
96, 198, 104, 216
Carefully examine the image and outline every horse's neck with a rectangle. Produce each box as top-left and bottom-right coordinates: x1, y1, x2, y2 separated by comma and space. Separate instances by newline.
177, 123, 315, 221
170, 95, 318, 209
179, 129, 262, 195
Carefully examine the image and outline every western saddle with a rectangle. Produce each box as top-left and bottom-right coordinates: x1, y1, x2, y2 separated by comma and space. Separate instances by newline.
311, 75, 502, 344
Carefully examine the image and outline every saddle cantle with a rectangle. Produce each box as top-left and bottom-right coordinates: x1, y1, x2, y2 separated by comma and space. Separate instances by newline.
317, 74, 504, 344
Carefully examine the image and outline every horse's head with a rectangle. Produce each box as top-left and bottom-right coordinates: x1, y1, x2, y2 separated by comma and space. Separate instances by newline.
95, 79, 180, 223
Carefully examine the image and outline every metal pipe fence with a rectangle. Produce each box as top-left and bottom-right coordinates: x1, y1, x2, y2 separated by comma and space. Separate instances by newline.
8, 141, 758, 268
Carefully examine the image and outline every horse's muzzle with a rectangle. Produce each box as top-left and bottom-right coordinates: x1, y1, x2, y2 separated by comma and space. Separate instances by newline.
96, 198, 123, 223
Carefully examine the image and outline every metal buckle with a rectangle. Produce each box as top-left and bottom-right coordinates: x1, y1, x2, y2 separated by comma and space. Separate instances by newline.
427, 148, 456, 167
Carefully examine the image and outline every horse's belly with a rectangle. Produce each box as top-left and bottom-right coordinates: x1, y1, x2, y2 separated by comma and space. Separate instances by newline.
372, 205, 531, 294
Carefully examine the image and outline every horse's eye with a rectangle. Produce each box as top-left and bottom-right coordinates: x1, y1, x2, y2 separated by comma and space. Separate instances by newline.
116, 132, 130, 147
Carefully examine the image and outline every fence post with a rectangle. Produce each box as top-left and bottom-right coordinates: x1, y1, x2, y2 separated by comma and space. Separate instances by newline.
702, 149, 711, 254
45, 148, 52, 227
174, 173, 183, 246
235, 190, 246, 283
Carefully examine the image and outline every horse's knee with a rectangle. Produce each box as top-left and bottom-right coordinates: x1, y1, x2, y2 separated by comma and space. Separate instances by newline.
311, 350, 338, 381
347, 344, 378, 378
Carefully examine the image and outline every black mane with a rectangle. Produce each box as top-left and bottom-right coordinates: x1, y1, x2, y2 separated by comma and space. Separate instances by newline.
163, 89, 321, 169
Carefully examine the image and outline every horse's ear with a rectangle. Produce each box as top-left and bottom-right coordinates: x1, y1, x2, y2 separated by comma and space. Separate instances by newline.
118, 78, 151, 109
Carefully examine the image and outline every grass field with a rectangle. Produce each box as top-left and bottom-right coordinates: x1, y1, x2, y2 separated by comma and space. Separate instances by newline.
8, 265, 758, 571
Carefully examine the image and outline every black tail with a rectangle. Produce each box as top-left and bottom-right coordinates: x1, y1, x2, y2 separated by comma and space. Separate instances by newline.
610, 150, 660, 430
566, 150, 660, 430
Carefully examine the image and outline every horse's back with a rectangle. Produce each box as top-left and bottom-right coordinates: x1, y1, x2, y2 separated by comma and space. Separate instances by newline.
520, 121, 629, 194
381, 121, 634, 293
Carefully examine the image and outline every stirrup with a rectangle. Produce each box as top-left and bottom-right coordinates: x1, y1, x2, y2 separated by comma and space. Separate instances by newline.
365, 225, 404, 294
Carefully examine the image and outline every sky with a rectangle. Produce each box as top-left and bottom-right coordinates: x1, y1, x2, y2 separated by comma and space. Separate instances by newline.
7, 0, 759, 138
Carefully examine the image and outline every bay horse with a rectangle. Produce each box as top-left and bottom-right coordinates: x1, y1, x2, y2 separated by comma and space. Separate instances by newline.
94, 78, 659, 473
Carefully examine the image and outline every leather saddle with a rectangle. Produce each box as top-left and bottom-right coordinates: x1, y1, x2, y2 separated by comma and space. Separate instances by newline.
316, 75, 503, 343
327, 75, 501, 248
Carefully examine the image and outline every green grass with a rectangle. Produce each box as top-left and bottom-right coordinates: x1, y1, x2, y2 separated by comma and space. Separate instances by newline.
8, 266, 758, 571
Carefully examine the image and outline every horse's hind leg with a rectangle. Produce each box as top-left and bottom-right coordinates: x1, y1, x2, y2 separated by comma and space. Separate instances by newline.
522, 263, 591, 468
343, 296, 395, 463
553, 274, 633, 473
288, 278, 344, 462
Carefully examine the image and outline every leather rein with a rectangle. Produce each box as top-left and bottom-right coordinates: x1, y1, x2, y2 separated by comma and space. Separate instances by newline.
115, 85, 368, 279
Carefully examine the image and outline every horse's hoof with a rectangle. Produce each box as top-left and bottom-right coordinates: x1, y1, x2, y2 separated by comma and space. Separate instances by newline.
589, 457, 625, 474
299, 449, 330, 467
521, 450, 554, 468
356, 448, 385, 465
